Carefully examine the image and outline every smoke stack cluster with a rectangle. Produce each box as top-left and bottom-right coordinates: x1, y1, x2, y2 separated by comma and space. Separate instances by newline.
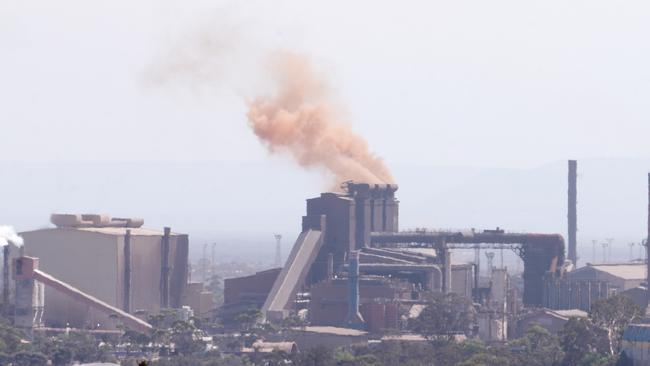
247, 52, 393, 185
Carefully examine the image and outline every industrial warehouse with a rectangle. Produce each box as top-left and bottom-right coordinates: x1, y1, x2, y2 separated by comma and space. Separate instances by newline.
2, 160, 650, 365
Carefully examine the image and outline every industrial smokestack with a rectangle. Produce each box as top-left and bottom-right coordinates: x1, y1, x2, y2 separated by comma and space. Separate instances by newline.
2, 246, 8, 314
346, 250, 365, 329
646, 173, 650, 308
568, 160, 578, 266
1, 226, 23, 316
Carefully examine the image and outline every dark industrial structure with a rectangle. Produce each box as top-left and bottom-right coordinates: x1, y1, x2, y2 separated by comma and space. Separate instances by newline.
371, 231, 565, 306
250, 182, 568, 330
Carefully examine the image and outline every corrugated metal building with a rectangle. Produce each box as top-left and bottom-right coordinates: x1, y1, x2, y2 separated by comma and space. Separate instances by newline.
623, 323, 650, 365
544, 263, 645, 311
515, 308, 588, 337
20, 214, 189, 329
309, 277, 410, 330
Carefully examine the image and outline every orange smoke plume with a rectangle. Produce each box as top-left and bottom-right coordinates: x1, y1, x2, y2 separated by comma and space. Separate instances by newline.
247, 51, 394, 185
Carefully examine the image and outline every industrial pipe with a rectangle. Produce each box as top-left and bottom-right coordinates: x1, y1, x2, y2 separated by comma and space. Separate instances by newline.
346, 251, 365, 329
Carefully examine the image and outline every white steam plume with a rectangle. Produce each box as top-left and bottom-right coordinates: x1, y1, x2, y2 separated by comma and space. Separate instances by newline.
0, 226, 23, 247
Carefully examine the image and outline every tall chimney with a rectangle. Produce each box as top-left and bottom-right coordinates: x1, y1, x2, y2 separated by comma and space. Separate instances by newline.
646, 173, 650, 308
568, 160, 578, 266
2, 246, 9, 315
346, 250, 365, 329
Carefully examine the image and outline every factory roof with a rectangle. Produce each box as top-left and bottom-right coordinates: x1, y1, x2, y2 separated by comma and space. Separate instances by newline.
292, 326, 368, 337
552, 309, 588, 319
521, 308, 588, 322
242, 341, 298, 354
574, 263, 646, 280
381, 334, 427, 342
21, 226, 181, 237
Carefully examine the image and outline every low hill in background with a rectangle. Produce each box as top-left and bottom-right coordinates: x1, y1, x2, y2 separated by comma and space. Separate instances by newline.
2, 158, 648, 264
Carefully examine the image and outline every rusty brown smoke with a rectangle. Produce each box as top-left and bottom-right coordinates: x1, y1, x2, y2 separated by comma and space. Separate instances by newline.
247, 51, 394, 185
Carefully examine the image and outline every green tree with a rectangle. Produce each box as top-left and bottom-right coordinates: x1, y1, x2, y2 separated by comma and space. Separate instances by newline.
170, 320, 206, 356
52, 347, 73, 366
12, 351, 48, 366
590, 295, 642, 355
560, 317, 609, 366
510, 324, 563, 366
456, 353, 511, 366
206, 274, 224, 306
64, 332, 105, 363
122, 329, 153, 354
234, 308, 262, 332
616, 351, 634, 366
292, 346, 335, 366
0, 318, 25, 354
408, 293, 475, 342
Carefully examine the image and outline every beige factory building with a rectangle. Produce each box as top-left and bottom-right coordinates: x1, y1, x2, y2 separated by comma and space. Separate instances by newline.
19, 214, 190, 329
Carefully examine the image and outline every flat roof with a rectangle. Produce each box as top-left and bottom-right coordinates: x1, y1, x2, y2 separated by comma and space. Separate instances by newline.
292, 326, 368, 336
21, 227, 182, 237
552, 309, 588, 318
579, 263, 646, 280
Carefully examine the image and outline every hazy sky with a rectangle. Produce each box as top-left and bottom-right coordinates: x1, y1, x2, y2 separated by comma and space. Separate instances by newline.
2, 0, 650, 170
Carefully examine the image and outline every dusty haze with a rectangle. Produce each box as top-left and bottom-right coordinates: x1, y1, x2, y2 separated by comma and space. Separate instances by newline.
247, 51, 393, 185
145, 26, 393, 186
